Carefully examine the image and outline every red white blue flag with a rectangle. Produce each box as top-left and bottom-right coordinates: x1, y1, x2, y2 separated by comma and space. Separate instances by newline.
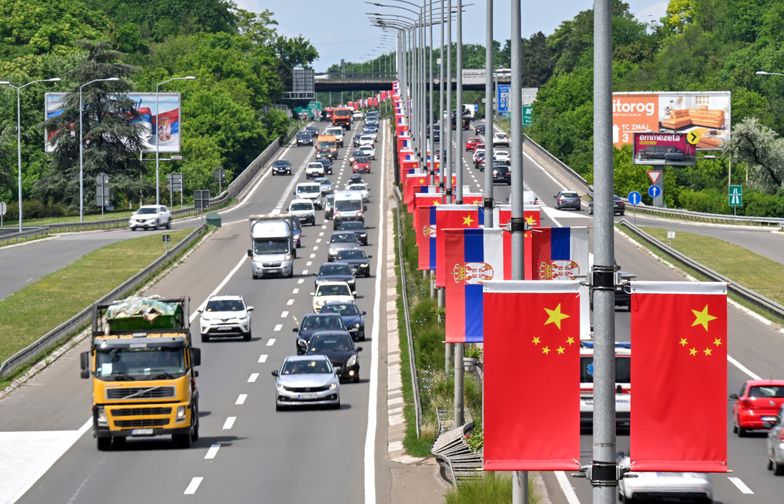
529, 226, 589, 281
435, 205, 484, 286
415, 205, 437, 271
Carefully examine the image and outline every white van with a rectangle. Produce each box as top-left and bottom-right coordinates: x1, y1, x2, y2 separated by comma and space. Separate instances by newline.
325, 127, 344, 147
332, 190, 365, 230
579, 341, 631, 430
295, 182, 323, 209
247, 214, 295, 278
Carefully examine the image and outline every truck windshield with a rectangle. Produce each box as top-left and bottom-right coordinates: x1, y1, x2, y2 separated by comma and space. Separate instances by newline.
318, 141, 336, 149
253, 238, 289, 255
335, 200, 361, 212
96, 346, 185, 380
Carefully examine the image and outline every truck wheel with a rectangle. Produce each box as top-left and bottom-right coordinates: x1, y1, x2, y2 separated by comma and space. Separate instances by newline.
173, 432, 192, 448
97, 437, 111, 451
191, 404, 200, 442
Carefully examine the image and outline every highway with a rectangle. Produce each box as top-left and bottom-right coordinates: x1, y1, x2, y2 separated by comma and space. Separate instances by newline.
0, 119, 391, 503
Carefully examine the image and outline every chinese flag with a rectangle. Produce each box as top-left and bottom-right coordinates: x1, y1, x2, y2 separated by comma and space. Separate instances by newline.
434, 205, 484, 287
494, 205, 541, 279
630, 281, 728, 472
413, 192, 443, 212
403, 172, 428, 208
415, 206, 437, 271
483, 280, 582, 470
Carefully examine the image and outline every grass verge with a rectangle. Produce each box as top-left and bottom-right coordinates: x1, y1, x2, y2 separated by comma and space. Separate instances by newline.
445, 473, 539, 504
0, 228, 194, 368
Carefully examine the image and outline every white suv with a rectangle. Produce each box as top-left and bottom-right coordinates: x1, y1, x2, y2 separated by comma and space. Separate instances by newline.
199, 295, 254, 342
129, 205, 171, 230
289, 199, 316, 226
305, 162, 325, 179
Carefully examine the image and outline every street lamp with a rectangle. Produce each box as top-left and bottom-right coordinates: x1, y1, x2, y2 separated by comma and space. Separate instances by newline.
155, 76, 196, 206
0, 77, 60, 231
756, 70, 784, 77
79, 77, 119, 222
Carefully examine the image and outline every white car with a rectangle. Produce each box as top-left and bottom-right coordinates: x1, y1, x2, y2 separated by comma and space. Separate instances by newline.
199, 295, 254, 342
617, 455, 713, 503
305, 162, 325, 179
358, 134, 375, 147
129, 205, 171, 231
352, 111, 364, 121
492, 132, 510, 146
288, 199, 316, 226
345, 182, 369, 202
295, 182, 323, 209
358, 145, 376, 160
493, 150, 510, 164
472, 148, 485, 164
311, 280, 355, 312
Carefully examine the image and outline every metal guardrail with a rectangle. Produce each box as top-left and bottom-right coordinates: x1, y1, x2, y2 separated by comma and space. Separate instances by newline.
0, 226, 48, 245
393, 185, 422, 438
0, 224, 207, 380
619, 219, 784, 320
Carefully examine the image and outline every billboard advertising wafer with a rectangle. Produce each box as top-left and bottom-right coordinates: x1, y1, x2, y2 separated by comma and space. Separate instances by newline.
612, 91, 731, 150
633, 132, 696, 167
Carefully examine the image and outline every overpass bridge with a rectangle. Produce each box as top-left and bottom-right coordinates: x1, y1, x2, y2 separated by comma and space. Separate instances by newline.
314, 74, 511, 92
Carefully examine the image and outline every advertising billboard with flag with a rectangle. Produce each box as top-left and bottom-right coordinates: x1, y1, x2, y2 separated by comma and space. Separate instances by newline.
630, 281, 728, 472
444, 228, 505, 343
415, 206, 437, 271
435, 205, 484, 286
483, 280, 582, 470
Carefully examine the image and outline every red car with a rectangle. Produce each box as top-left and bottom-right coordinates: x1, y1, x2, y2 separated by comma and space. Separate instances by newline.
353, 158, 371, 174
732, 379, 784, 436
464, 137, 482, 151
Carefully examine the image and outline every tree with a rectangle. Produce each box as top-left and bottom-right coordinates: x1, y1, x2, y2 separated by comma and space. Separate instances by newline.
724, 117, 784, 193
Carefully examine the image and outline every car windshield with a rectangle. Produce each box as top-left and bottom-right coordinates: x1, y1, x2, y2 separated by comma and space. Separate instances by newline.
340, 222, 364, 231
749, 386, 784, 398
253, 238, 289, 254
136, 207, 158, 214
355, 157, 369, 164
319, 264, 353, 276
332, 233, 356, 243
281, 359, 332, 375
317, 284, 351, 296
561, 192, 579, 198
96, 346, 185, 380
338, 250, 365, 260
347, 184, 366, 192
335, 200, 361, 212
302, 315, 345, 331
308, 334, 353, 353
273, 161, 290, 167
205, 299, 244, 312
321, 303, 360, 316
290, 202, 312, 211
298, 185, 320, 194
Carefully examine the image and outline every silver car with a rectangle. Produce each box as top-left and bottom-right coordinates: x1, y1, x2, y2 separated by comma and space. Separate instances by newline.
272, 355, 340, 410
327, 232, 360, 261
766, 405, 784, 475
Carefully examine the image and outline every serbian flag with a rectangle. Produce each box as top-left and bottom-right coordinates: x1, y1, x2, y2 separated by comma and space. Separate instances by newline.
630, 281, 728, 472
415, 206, 437, 270
444, 228, 504, 343
529, 227, 589, 281
414, 192, 443, 211
483, 280, 582, 470
435, 205, 484, 285
494, 205, 542, 280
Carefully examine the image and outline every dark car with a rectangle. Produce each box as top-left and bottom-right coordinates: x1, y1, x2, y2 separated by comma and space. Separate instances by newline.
293, 313, 347, 354
296, 132, 313, 146
305, 126, 319, 137
271, 159, 292, 176
336, 249, 371, 277
337, 221, 368, 245
474, 124, 486, 135
320, 301, 366, 341
328, 232, 360, 261
353, 156, 371, 174
315, 262, 356, 294
324, 194, 335, 220
316, 157, 334, 175
348, 173, 365, 185
588, 195, 626, 216
492, 163, 511, 185
306, 331, 362, 382
474, 152, 486, 171
554, 190, 582, 211
284, 215, 302, 249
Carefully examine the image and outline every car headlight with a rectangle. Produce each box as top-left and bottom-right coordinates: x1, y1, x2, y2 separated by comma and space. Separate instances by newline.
346, 354, 358, 367
329, 247, 338, 255
176, 406, 187, 422
329, 382, 338, 390
354, 323, 361, 329
284, 254, 292, 260
361, 263, 369, 267
277, 383, 287, 392
97, 406, 107, 426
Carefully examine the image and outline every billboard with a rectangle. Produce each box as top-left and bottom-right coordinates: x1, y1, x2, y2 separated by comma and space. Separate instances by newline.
633, 132, 696, 167
45, 92, 182, 153
612, 91, 731, 150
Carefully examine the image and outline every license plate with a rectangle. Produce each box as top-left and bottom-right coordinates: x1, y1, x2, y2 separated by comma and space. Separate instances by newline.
218, 326, 232, 331
131, 428, 153, 436
297, 393, 317, 400
762, 416, 777, 422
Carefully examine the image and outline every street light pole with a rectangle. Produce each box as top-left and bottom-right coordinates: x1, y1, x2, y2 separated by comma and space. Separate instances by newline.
483, 0, 494, 227
80, 77, 119, 222
156, 75, 196, 206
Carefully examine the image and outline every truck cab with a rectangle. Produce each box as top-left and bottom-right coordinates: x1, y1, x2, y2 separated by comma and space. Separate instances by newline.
315, 135, 338, 160
80, 296, 201, 450
247, 214, 295, 278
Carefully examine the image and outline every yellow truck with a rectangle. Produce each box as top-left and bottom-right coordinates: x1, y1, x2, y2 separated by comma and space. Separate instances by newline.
80, 296, 201, 450
315, 134, 338, 160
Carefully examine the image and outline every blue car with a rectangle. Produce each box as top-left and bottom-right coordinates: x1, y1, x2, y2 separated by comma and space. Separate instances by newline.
320, 300, 366, 341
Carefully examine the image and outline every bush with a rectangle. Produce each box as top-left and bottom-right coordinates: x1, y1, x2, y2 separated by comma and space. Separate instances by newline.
2, 199, 69, 220
445, 473, 541, 504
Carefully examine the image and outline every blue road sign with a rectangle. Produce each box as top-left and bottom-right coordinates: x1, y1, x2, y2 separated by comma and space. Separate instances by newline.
648, 185, 661, 198
497, 83, 510, 116
628, 191, 642, 206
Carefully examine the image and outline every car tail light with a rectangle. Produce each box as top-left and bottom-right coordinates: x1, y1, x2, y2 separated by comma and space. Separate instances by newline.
741, 399, 753, 410
779, 429, 784, 441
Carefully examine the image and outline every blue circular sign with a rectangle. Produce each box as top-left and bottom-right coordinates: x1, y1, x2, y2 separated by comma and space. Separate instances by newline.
627, 191, 642, 206
648, 185, 662, 198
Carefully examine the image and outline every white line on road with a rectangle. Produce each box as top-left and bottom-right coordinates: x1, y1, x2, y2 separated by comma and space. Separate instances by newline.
319, 231, 324, 237
273, 323, 282, 332
302, 269, 309, 275
280, 311, 289, 318
266, 338, 276, 347
258, 354, 268, 363
728, 476, 754, 494
222, 417, 236, 430
313, 245, 319, 251
316, 238, 322, 243
728, 355, 762, 380
292, 288, 299, 294
554, 471, 581, 504
184, 477, 203, 495
204, 443, 221, 460
306, 261, 312, 266
190, 255, 248, 320
286, 299, 294, 306
309, 253, 316, 259
235, 394, 247, 405
248, 373, 259, 383
297, 279, 304, 284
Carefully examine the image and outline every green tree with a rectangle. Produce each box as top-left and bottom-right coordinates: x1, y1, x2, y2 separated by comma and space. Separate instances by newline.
724, 117, 784, 193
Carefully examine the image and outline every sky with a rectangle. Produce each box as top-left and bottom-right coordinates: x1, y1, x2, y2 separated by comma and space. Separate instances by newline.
235, 0, 670, 72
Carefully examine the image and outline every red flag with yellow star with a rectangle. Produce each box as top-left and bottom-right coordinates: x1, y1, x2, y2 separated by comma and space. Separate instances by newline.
403, 172, 429, 208
483, 280, 582, 471
630, 281, 728, 472
434, 205, 484, 287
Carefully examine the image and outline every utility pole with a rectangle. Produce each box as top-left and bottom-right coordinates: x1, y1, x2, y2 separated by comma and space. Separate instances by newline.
443, 0, 453, 374
483, 0, 494, 227
428, 0, 435, 187
452, 0, 465, 429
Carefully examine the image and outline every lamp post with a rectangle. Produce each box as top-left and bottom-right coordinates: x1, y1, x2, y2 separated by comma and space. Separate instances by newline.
80, 77, 119, 222
756, 70, 784, 77
155, 75, 196, 206
0, 77, 60, 231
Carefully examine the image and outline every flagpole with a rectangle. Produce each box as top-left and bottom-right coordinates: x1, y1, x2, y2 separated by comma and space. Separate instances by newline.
591, 1, 619, 503
442, 0, 453, 377
509, 0, 527, 501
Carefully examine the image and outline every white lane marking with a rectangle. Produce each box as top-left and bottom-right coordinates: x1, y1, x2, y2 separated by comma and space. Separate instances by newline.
184, 477, 203, 495
222, 417, 236, 430
280, 311, 289, 318
306, 261, 312, 266
554, 471, 581, 504
316, 238, 322, 244
364, 118, 385, 504
321, 225, 327, 230
273, 323, 282, 332
319, 232, 325, 237
286, 299, 294, 306
292, 288, 299, 294
235, 394, 247, 405
190, 255, 248, 320
313, 245, 319, 251
309, 253, 316, 259
267, 338, 276, 347
258, 354, 268, 363
728, 476, 754, 495
302, 269, 309, 275
728, 355, 762, 380
248, 372, 259, 383
204, 443, 221, 460
297, 279, 304, 284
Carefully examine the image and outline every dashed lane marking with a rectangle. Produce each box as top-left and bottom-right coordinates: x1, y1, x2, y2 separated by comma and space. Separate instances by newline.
302, 269, 309, 275
297, 279, 304, 284
273, 324, 282, 332
258, 354, 268, 363
286, 299, 294, 306
306, 261, 312, 267
266, 338, 276, 347
204, 444, 220, 460
728, 477, 754, 495
235, 394, 247, 405
292, 288, 299, 294
184, 477, 203, 495
222, 417, 236, 430
280, 311, 289, 318
248, 373, 259, 383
